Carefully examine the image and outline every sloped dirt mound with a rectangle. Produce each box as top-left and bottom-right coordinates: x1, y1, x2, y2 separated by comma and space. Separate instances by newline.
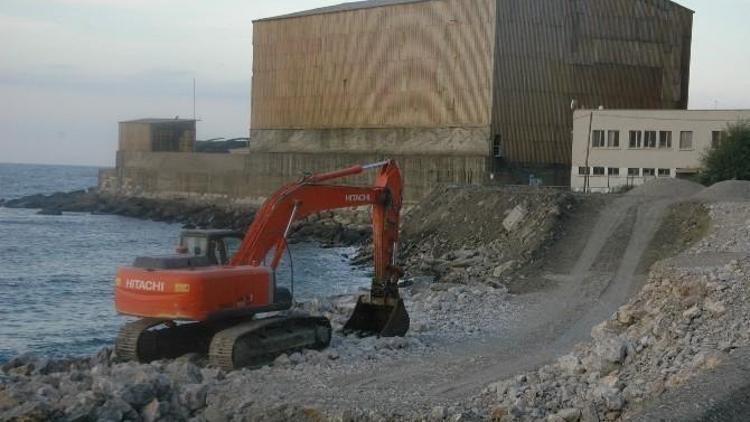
477, 202, 750, 422
626, 178, 704, 198
399, 185, 576, 286
694, 180, 750, 202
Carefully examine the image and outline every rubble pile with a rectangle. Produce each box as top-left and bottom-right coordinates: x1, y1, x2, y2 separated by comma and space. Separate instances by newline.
400, 185, 577, 286
477, 202, 750, 421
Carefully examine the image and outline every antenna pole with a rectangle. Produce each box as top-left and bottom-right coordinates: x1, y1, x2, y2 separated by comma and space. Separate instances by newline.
193, 77, 197, 120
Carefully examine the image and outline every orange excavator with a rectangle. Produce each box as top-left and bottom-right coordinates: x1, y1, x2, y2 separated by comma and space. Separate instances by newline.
113, 160, 409, 370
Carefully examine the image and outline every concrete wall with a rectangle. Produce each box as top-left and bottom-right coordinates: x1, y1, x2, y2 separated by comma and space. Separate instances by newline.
250, 127, 491, 156
570, 109, 750, 192
100, 151, 487, 204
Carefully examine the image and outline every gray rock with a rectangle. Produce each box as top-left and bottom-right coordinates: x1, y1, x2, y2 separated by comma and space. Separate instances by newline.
141, 398, 161, 422
588, 337, 629, 374
166, 360, 203, 384
431, 405, 447, 420
90, 347, 113, 367
288, 352, 304, 365
0, 400, 53, 421
95, 397, 135, 422
492, 261, 516, 278
682, 306, 702, 320
204, 404, 228, 422
558, 354, 584, 375
273, 353, 291, 367
554, 408, 582, 422
120, 382, 156, 408
180, 384, 208, 412
593, 385, 624, 411
62, 391, 102, 422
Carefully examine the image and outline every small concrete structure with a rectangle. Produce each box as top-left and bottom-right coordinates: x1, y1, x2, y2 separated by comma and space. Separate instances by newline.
570, 109, 750, 192
119, 118, 196, 153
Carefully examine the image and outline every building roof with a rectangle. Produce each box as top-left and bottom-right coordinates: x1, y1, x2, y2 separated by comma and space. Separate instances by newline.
254, 0, 427, 22
120, 118, 197, 124
255, 0, 692, 22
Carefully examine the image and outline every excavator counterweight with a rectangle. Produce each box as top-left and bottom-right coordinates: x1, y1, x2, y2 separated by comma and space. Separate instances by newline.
113, 160, 408, 369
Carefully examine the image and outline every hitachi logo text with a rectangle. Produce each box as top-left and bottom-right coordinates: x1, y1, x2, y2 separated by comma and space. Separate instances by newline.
125, 279, 166, 292
345, 194, 371, 202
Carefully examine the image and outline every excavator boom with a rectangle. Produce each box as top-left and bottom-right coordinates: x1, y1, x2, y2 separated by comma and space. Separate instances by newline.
229, 159, 407, 336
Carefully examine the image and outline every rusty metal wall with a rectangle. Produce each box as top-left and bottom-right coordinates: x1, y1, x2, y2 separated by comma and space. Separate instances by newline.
251, 0, 496, 130
491, 0, 694, 165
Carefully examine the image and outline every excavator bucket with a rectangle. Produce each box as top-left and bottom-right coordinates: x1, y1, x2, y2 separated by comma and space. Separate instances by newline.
343, 296, 409, 337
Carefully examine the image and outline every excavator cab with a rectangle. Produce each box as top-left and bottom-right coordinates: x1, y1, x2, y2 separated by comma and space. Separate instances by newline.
178, 230, 243, 265
130, 230, 244, 270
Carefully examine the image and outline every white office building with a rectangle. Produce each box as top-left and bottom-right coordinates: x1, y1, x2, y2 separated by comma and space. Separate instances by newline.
571, 109, 750, 192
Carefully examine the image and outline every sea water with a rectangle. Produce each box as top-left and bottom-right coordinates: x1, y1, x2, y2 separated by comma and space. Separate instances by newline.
0, 163, 370, 362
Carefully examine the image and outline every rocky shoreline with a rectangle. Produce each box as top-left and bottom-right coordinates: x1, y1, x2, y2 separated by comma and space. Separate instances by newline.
1, 189, 371, 247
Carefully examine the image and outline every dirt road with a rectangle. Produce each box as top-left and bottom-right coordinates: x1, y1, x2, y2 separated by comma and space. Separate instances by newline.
202, 186, 703, 419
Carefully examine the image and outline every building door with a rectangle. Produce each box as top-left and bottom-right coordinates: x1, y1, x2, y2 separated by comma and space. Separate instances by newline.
492, 134, 504, 172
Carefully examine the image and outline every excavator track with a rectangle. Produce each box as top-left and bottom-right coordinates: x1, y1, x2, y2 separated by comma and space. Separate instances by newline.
115, 318, 221, 363
209, 316, 332, 371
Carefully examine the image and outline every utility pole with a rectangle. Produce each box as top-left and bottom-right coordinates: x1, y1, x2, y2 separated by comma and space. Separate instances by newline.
583, 111, 594, 193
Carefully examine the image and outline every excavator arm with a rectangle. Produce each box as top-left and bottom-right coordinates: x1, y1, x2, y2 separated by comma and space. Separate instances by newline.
231, 160, 408, 336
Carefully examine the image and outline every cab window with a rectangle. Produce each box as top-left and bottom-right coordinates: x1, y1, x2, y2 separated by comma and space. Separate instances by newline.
183, 236, 208, 256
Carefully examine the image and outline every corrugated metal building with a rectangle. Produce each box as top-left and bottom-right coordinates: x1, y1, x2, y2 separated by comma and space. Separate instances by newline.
250, 0, 693, 187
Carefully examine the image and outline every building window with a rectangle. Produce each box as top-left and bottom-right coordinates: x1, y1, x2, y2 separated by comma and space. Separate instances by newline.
592, 166, 605, 176
679, 131, 694, 150
592, 130, 605, 148
644, 131, 657, 148
608, 167, 620, 176
629, 131, 642, 148
658, 168, 671, 177
153, 129, 179, 152
607, 130, 620, 148
628, 168, 640, 176
643, 168, 656, 177
578, 166, 590, 176
712, 131, 725, 148
492, 135, 503, 158
659, 131, 672, 148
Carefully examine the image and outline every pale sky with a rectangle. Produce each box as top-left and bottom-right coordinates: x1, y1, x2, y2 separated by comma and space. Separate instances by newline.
1, 0, 748, 166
